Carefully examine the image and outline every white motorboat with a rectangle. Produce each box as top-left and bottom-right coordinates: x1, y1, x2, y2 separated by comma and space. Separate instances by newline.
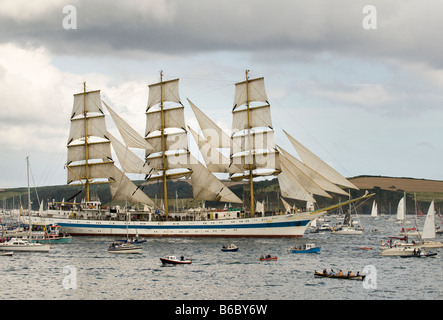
0, 237, 51, 252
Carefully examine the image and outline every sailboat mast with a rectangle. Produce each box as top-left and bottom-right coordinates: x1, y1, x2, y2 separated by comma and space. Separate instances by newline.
83, 82, 90, 202
245, 70, 255, 216
159, 71, 169, 217
26, 156, 32, 234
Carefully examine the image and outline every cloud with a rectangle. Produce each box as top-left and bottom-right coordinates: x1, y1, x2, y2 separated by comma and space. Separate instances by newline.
1, 0, 443, 69
305, 81, 393, 109
0, 43, 152, 187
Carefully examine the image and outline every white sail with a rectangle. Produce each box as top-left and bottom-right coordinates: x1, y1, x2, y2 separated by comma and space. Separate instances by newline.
232, 105, 273, 135
278, 145, 349, 196
279, 153, 331, 198
280, 197, 292, 213
67, 87, 114, 185
147, 78, 181, 110
145, 106, 187, 136
284, 130, 358, 190
371, 200, 378, 217
189, 156, 242, 204
422, 200, 435, 240
188, 126, 241, 174
144, 76, 191, 179
233, 77, 268, 108
71, 90, 103, 118
110, 166, 155, 206
396, 196, 406, 221
188, 99, 231, 149
67, 161, 115, 184
107, 131, 158, 176
278, 160, 316, 203
256, 200, 265, 215
103, 101, 153, 151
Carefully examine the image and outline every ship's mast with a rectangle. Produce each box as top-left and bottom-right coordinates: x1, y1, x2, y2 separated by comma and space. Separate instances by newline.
83, 82, 90, 202
159, 71, 169, 217
245, 70, 255, 216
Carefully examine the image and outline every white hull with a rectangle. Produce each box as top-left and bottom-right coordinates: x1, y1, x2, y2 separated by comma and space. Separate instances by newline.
331, 226, 363, 235
0, 241, 51, 252
30, 211, 324, 238
108, 247, 142, 254
380, 247, 415, 256
417, 241, 443, 248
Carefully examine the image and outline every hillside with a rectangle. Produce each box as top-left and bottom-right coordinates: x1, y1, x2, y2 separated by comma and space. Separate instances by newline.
1, 175, 442, 215
349, 175, 443, 193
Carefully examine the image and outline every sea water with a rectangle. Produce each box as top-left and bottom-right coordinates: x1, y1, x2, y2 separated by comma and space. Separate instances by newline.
0, 216, 442, 300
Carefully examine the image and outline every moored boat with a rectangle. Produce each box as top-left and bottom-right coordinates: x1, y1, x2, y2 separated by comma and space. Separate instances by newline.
221, 243, 238, 252
23, 223, 72, 244
290, 243, 320, 253
107, 242, 141, 254
160, 255, 192, 265
332, 225, 363, 235
0, 237, 51, 252
380, 246, 415, 256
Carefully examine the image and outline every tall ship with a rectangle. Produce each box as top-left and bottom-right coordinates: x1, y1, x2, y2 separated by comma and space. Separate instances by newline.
30, 71, 372, 237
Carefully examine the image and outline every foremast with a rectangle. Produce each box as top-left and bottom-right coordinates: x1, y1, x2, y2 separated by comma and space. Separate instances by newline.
66, 82, 114, 204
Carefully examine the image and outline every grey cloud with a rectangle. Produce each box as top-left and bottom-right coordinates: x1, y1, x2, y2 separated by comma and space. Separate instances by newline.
1, 0, 443, 68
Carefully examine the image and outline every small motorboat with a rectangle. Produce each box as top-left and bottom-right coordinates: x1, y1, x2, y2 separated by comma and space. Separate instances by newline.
259, 255, 277, 261
0, 251, 13, 256
107, 242, 142, 254
314, 271, 366, 281
221, 243, 238, 252
359, 247, 373, 250
0, 237, 51, 252
160, 255, 192, 265
290, 243, 320, 253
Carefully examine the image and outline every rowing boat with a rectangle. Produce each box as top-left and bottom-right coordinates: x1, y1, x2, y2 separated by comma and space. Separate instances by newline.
259, 256, 277, 261
314, 271, 366, 281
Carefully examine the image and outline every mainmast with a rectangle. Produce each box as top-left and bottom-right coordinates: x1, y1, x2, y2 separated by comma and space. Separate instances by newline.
245, 70, 255, 216
160, 71, 169, 217
145, 71, 192, 218
230, 70, 280, 217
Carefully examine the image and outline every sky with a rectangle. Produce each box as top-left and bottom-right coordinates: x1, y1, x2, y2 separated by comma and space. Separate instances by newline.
1, 0, 443, 189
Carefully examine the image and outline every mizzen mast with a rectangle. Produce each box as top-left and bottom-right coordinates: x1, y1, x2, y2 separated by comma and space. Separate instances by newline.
83, 82, 90, 201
